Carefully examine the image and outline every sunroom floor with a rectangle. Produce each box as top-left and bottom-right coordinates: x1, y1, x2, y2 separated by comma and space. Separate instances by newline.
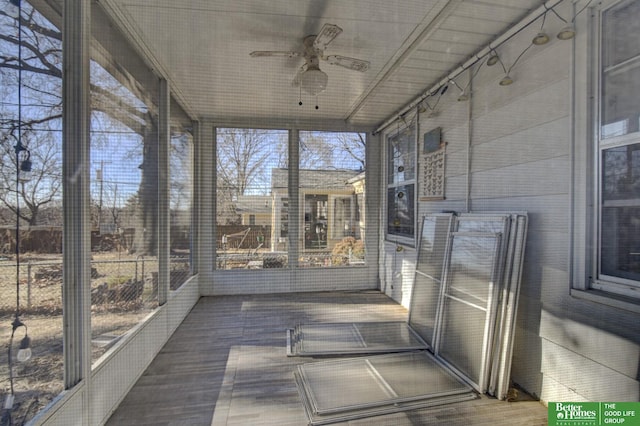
105, 291, 547, 425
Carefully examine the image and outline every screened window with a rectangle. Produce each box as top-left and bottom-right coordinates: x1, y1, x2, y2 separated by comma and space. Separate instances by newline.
386, 125, 416, 241
594, 0, 640, 297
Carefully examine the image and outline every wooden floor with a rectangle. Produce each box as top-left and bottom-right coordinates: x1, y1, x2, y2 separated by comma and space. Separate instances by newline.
105, 291, 548, 425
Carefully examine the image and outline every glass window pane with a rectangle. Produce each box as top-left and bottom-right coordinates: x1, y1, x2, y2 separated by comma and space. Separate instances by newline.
90, 56, 160, 368
216, 128, 288, 269
299, 131, 366, 268
600, 143, 640, 282
0, 3, 66, 421
601, 0, 640, 139
602, 0, 640, 68
169, 130, 193, 290
387, 128, 415, 185
387, 184, 415, 237
331, 196, 353, 239
304, 194, 328, 250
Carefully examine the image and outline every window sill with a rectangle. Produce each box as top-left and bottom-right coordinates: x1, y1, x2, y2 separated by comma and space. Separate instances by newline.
570, 289, 640, 314
384, 240, 415, 251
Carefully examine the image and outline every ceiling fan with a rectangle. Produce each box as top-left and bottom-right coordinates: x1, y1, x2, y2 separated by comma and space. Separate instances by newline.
250, 23, 370, 96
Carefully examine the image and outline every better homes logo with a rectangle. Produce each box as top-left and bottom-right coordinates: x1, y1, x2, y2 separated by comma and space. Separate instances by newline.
550, 402, 598, 425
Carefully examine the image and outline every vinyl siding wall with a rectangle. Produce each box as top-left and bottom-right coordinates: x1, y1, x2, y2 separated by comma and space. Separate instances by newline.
380, 4, 640, 404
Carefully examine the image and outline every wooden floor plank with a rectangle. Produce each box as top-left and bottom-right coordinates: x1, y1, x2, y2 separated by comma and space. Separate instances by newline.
106, 291, 547, 425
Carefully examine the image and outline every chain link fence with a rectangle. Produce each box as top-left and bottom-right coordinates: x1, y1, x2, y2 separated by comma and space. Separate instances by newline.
0, 254, 191, 424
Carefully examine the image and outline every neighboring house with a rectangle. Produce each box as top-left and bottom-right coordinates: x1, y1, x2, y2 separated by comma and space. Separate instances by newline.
270, 168, 363, 252
235, 195, 272, 226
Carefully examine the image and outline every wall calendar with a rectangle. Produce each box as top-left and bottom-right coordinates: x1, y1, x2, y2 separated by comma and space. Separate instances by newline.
420, 127, 446, 201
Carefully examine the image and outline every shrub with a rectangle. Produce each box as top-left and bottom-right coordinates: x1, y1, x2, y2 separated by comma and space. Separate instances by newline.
331, 237, 364, 265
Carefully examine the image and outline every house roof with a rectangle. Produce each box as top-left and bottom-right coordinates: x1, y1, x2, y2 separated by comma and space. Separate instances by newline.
235, 195, 272, 214
271, 168, 361, 190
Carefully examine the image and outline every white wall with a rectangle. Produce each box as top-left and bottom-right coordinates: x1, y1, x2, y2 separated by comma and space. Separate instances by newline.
380, 1, 640, 404
30, 277, 200, 425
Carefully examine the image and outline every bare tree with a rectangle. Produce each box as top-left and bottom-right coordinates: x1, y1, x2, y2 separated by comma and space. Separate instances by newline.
0, 128, 61, 225
300, 132, 365, 171
300, 133, 333, 170
1, 4, 161, 254
216, 128, 280, 224
335, 132, 365, 170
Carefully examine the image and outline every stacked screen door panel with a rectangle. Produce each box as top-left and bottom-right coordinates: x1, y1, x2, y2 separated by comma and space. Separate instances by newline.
291, 212, 528, 424
409, 212, 528, 398
407, 213, 455, 349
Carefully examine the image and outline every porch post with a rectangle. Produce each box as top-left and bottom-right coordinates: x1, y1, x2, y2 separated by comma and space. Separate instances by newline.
197, 120, 215, 282
190, 120, 200, 274
288, 129, 300, 268
62, 0, 91, 394
158, 78, 170, 304
365, 132, 381, 285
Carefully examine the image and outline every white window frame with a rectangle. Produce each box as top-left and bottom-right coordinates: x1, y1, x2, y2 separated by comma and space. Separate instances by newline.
590, 0, 640, 299
385, 121, 417, 246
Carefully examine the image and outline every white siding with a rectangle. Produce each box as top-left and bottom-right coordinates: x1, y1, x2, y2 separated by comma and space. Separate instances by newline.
382, 8, 640, 404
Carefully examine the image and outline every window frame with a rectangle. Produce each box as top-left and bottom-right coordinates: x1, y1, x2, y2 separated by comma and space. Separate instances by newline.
591, 0, 640, 299
385, 121, 417, 246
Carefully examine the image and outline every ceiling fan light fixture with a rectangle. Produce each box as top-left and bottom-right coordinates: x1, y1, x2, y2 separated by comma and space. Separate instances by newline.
557, 25, 576, 40
300, 68, 328, 96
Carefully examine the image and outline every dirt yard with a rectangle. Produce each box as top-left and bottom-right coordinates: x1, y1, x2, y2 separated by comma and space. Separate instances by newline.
0, 251, 188, 425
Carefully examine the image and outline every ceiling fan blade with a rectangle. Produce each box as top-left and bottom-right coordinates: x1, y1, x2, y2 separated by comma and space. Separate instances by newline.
326, 55, 370, 72
250, 51, 300, 58
313, 23, 342, 51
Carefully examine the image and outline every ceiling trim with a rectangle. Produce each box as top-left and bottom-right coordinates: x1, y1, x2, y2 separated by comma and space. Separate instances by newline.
204, 116, 373, 133
345, 0, 463, 123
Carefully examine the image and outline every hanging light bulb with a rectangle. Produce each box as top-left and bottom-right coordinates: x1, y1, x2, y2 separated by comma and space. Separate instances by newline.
557, 25, 576, 40
486, 51, 499, 66
532, 10, 550, 46
499, 75, 514, 86
532, 32, 550, 45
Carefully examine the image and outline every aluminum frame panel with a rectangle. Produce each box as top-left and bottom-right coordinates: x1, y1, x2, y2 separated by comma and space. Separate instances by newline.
295, 351, 476, 425
408, 213, 455, 347
435, 231, 503, 392
287, 322, 428, 356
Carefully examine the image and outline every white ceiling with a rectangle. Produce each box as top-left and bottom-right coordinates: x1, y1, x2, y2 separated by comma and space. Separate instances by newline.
102, 0, 544, 129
